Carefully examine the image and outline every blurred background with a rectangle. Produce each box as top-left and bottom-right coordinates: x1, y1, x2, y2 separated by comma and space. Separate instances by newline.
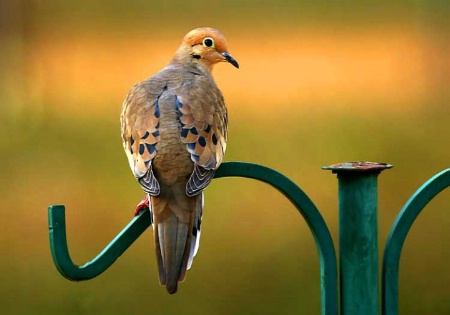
1, 0, 449, 314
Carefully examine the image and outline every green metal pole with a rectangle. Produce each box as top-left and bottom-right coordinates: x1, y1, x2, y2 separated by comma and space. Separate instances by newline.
323, 162, 392, 315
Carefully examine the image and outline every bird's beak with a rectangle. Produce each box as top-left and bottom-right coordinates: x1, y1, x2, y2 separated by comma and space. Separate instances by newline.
222, 52, 239, 69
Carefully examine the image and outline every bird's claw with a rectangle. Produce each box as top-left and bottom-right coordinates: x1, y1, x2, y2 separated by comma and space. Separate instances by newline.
134, 195, 150, 216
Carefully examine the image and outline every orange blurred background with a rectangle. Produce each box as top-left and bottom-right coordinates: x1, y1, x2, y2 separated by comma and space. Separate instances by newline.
0, 1, 449, 314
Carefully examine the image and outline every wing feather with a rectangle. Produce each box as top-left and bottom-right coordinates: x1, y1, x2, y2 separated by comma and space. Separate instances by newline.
174, 81, 227, 196
121, 81, 164, 195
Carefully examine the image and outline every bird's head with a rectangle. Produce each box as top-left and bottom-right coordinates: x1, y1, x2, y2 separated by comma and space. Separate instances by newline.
173, 27, 239, 72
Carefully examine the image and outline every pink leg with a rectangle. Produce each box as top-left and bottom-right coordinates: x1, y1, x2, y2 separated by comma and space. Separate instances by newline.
134, 194, 150, 216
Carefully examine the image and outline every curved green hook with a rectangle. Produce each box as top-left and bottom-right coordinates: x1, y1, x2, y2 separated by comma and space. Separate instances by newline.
48, 205, 151, 280
382, 168, 450, 315
48, 161, 338, 315
215, 162, 338, 315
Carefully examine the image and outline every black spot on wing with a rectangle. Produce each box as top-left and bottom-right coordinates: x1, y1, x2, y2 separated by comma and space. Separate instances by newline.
198, 136, 206, 147
141, 131, 150, 139
146, 143, 156, 154
154, 100, 161, 118
139, 144, 145, 155
176, 109, 182, 120
181, 128, 189, 138
212, 133, 218, 145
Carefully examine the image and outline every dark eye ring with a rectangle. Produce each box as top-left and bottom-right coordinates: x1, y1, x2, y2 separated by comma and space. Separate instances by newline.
203, 37, 215, 48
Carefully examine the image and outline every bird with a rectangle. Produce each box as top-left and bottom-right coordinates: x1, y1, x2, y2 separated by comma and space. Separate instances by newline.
120, 27, 238, 294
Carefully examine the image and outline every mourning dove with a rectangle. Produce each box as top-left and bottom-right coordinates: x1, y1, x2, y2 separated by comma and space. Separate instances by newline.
120, 27, 238, 294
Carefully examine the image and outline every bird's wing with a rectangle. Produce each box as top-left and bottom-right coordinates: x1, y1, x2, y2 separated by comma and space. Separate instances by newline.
174, 76, 228, 196
120, 80, 164, 195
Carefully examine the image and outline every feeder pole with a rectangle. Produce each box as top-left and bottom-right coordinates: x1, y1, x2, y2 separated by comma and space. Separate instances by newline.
323, 162, 392, 315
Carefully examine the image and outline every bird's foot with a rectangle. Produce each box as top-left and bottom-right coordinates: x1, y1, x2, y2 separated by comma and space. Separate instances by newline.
134, 195, 150, 216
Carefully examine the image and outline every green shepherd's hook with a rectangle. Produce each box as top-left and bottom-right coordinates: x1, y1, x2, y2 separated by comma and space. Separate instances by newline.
48, 161, 338, 315
48, 205, 152, 281
49, 160, 450, 315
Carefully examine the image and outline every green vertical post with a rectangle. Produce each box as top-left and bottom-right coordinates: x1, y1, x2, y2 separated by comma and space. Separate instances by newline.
323, 162, 392, 315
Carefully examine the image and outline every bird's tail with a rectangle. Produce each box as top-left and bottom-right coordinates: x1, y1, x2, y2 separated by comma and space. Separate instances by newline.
151, 185, 203, 294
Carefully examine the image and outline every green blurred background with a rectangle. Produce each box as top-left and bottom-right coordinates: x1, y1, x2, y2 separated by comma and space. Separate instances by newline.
1, 1, 449, 314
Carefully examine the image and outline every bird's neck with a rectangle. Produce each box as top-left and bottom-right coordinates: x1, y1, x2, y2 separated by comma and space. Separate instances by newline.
171, 48, 214, 75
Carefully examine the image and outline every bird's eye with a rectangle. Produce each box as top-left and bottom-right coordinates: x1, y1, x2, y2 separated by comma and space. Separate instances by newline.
203, 37, 215, 48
